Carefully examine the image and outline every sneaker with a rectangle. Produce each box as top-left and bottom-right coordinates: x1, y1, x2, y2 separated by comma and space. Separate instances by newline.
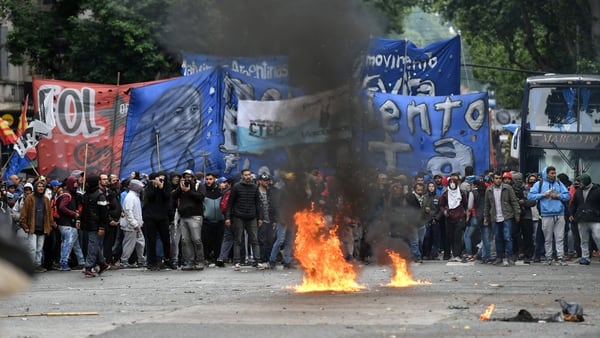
256, 263, 267, 270
533, 257, 541, 263
558, 258, 568, 266
579, 257, 590, 265
545, 259, 552, 266
59, 264, 71, 271
83, 268, 96, 277
233, 263, 241, 271
269, 261, 277, 270
215, 260, 225, 268
507, 259, 515, 266
74, 264, 85, 270
502, 259, 509, 266
194, 264, 205, 271
147, 264, 160, 271
35, 266, 47, 273
494, 258, 503, 266
181, 264, 194, 271
97, 263, 110, 275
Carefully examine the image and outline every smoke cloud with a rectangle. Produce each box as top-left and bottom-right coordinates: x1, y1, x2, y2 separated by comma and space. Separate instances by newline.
161, 0, 417, 260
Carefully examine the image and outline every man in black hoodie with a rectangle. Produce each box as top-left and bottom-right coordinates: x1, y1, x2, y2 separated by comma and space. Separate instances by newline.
225, 169, 263, 270
143, 172, 172, 271
81, 175, 110, 277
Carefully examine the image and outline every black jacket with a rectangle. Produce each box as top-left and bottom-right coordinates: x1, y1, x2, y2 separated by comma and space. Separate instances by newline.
143, 182, 172, 220
81, 176, 109, 231
172, 183, 205, 218
226, 181, 262, 221
570, 184, 600, 222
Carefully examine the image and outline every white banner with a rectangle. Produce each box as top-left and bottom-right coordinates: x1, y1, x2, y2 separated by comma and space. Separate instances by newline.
237, 87, 352, 153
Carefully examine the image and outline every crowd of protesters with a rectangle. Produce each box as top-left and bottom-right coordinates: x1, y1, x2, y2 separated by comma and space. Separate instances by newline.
1, 163, 598, 278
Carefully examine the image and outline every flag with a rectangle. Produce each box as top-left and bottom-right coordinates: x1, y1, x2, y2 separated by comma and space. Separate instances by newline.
17, 94, 28, 137
2, 152, 31, 181
0, 117, 17, 145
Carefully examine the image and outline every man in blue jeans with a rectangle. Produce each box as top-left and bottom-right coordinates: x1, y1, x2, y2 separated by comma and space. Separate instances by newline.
56, 176, 85, 271
483, 171, 521, 266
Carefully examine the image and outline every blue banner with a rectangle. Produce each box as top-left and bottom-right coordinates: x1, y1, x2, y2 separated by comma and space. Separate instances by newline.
361, 91, 489, 177
362, 36, 461, 96
2, 153, 31, 181
181, 53, 289, 85
120, 70, 221, 178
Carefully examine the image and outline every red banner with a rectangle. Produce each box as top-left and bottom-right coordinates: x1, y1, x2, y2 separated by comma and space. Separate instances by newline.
33, 78, 156, 180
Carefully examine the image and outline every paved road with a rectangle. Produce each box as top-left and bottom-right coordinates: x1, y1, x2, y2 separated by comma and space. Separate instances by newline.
1, 260, 599, 338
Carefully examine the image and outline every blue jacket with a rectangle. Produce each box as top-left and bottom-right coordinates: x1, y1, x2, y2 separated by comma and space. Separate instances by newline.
527, 168, 570, 217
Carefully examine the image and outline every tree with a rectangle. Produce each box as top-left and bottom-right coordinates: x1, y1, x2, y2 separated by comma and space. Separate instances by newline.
422, 0, 600, 108
2, 0, 179, 84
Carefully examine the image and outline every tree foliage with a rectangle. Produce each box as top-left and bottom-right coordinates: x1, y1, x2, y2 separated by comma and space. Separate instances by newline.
422, 0, 600, 108
1, 0, 179, 84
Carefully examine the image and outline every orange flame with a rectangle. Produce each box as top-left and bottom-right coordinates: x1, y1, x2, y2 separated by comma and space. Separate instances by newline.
386, 250, 431, 287
293, 209, 364, 293
479, 304, 495, 321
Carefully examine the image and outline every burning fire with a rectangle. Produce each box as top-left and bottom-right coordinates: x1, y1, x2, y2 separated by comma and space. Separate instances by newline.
293, 209, 364, 293
479, 304, 495, 321
386, 250, 431, 287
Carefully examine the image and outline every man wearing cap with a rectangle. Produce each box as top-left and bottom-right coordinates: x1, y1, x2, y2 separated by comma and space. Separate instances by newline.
19, 181, 53, 272
8, 175, 24, 201
257, 173, 277, 267
11, 182, 33, 244
56, 176, 86, 271
172, 169, 205, 270
225, 169, 263, 270
569, 174, 600, 265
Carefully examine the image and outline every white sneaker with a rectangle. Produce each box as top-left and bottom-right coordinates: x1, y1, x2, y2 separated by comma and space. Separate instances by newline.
502, 258, 509, 266
233, 263, 241, 271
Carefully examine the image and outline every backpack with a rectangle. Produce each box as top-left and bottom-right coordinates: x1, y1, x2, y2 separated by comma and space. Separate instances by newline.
220, 189, 231, 215
52, 193, 72, 220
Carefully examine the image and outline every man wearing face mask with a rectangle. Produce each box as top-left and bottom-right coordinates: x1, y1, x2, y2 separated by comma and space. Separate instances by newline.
569, 174, 600, 266
438, 173, 468, 261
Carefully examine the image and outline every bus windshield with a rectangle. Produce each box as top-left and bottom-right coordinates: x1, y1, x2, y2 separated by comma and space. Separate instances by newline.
526, 86, 600, 132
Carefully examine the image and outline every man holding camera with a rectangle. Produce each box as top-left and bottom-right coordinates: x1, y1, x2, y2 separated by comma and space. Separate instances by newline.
143, 172, 172, 271
172, 169, 206, 270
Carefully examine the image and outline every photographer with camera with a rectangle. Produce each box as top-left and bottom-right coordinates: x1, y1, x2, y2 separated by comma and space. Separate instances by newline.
172, 169, 206, 270
142, 172, 172, 271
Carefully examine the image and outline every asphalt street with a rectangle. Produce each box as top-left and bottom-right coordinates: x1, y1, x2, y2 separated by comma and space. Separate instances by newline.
1, 260, 599, 338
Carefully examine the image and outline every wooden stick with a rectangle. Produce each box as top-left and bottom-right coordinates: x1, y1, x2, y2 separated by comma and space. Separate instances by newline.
0, 311, 99, 318
155, 132, 162, 171
82, 143, 89, 192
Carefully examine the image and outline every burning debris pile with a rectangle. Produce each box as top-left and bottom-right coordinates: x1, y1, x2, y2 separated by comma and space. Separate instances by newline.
479, 300, 585, 323
293, 209, 427, 293
293, 209, 364, 293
